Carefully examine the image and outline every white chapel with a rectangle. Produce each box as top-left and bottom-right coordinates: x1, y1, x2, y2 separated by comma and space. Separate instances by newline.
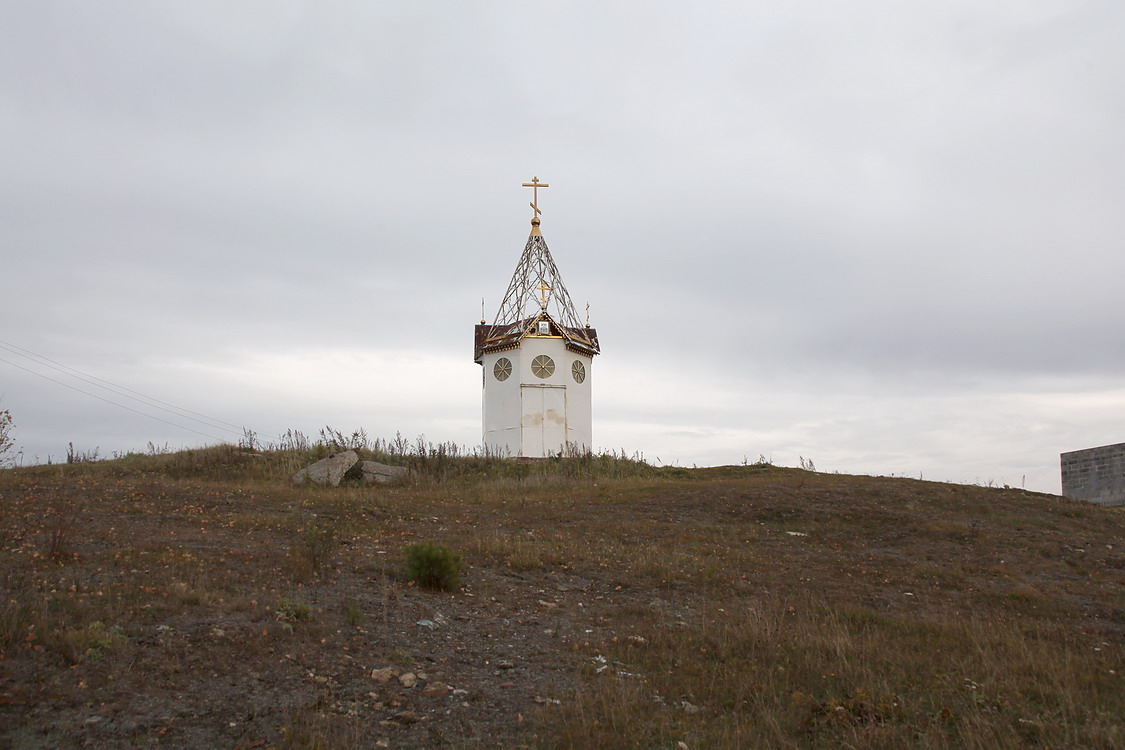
474, 177, 601, 457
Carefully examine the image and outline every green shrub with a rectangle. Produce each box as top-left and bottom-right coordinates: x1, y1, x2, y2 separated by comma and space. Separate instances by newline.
405, 542, 463, 591
301, 524, 336, 571
277, 597, 312, 621
55, 621, 125, 665
344, 603, 363, 626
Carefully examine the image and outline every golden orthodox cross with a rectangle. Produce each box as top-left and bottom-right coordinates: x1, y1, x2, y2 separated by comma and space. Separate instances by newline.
522, 176, 549, 217
538, 281, 552, 308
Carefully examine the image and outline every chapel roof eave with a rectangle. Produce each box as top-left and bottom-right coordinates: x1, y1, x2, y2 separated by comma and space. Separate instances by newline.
474, 314, 600, 363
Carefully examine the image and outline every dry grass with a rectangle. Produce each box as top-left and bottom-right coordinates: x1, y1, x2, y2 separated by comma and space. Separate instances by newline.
0, 446, 1121, 748
542, 597, 1121, 748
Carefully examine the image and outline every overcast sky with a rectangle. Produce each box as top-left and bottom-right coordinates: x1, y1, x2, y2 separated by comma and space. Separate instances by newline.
3, 1, 1123, 493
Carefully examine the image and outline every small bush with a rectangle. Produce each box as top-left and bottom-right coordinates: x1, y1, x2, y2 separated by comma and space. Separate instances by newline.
0, 409, 14, 466
277, 597, 312, 622
344, 603, 363, 626
405, 542, 463, 591
301, 524, 336, 571
55, 621, 125, 665
0, 591, 40, 652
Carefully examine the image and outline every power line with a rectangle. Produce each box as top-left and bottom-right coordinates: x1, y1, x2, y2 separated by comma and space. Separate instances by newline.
0, 355, 227, 442
0, 339, 280, 443
0, 338, 247, 434
0, 342, 249, 439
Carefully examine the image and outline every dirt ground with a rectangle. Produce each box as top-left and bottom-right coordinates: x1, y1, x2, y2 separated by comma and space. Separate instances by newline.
0, 472, 687, 748
1, 463, 1122, 748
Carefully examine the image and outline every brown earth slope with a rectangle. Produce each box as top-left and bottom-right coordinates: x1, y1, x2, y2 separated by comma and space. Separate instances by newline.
1, 450, 1122, 748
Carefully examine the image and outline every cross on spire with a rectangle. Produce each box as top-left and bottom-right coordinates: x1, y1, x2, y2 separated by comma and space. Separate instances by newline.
522, 176, 549, 218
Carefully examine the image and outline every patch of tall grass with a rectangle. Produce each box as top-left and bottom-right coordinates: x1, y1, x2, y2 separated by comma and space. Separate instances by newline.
19, 428, 665, 486
538, 595, 1124, 749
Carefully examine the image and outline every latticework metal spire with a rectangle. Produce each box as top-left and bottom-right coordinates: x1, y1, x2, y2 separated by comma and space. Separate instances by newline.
474, 179, 599, 363
491, 221, 584, 329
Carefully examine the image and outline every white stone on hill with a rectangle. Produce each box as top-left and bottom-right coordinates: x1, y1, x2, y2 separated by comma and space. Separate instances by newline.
291, 451, 411, 486
292, 450, 359, 486
361, 460, 410, 484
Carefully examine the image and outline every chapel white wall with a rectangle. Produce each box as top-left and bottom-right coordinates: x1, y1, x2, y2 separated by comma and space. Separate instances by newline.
481, 336, 593, 458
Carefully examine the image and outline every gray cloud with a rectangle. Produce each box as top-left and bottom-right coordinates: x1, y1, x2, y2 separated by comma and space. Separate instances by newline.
3, 1, 1123, 492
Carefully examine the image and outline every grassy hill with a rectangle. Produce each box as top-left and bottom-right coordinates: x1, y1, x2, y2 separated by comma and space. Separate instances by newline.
1, 445, 1122, 748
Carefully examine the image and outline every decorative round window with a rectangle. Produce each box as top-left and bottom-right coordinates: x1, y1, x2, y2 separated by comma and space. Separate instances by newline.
493, 357, 512, 381
531, 355, 555, 379
571, 360, 586, 383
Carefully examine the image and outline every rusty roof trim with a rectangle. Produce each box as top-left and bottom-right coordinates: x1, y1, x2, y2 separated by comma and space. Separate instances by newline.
475, 314, 600, 362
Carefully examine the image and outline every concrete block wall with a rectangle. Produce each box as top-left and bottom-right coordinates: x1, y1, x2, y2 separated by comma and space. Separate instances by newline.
1060, 442, 1125, 507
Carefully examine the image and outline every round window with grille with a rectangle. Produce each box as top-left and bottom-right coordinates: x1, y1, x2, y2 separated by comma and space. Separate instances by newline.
493, 357, 512, 381
571, 360, 586, 383
531, 355, 555, 379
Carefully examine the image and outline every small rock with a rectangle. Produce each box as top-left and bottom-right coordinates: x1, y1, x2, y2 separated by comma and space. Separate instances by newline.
388, 710, 419, 725
497, 660, 515, 670
84, 716, 103, 725
371, 667, 398, 683
398, 672, 418, 688
416, 619, 436, 630
422, 682, 451, 697
554, 577, 591, 591
681, 700, 701, 714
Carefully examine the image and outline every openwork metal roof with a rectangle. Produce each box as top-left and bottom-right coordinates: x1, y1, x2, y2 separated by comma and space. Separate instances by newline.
491, 229, 584, 330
